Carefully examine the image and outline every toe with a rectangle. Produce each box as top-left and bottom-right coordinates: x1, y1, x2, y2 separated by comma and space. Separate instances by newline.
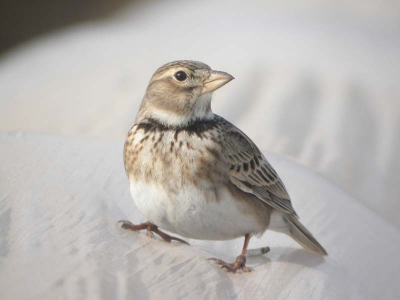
146, 230, 156, 239
208, 258, 226, 265
118, 220, 133, 229
221, 265, 237, 273
242, 266, 253, 272
169, 236, 190, 245
208, 256, 252, 273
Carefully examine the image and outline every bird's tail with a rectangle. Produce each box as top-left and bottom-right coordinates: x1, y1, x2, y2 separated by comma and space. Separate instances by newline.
284, 214, 328, 256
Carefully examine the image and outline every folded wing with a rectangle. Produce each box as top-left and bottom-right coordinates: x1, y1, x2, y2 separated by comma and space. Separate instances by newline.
219, 116, 298, 217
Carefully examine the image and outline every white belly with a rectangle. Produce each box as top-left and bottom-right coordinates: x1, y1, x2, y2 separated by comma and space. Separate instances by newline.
130, 179, 267, 240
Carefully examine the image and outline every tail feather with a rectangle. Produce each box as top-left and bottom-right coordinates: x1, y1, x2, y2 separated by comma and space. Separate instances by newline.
284, 214, 328, 256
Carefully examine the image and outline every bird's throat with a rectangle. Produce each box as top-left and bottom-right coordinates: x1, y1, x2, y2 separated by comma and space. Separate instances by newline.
138, 93, 214, 128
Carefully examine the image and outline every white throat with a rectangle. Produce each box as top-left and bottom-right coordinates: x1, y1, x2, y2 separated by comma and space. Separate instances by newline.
141, 93, 214, 127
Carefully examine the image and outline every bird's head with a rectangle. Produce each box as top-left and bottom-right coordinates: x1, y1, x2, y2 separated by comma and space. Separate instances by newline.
136, 60, 234, 127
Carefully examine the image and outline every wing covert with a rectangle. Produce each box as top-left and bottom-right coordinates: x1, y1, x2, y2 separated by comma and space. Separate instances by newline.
218, 117, 298, 217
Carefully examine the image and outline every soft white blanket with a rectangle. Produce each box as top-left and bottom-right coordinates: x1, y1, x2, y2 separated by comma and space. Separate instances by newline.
1, 0, 399, 227
1, 133, 399, 299
1, 1, 399, 299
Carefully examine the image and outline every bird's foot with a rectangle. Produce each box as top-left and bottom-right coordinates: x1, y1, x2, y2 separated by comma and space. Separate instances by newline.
118, 220, 189, 245
208, 255, 253, 273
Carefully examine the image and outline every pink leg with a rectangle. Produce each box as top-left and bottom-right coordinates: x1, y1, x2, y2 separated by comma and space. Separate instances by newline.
118, 220, 189, 245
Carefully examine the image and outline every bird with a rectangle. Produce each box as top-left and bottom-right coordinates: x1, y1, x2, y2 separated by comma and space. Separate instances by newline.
120, 60, 327, 273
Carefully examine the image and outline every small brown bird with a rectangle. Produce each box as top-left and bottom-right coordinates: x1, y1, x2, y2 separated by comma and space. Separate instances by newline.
120, 60, 327, 273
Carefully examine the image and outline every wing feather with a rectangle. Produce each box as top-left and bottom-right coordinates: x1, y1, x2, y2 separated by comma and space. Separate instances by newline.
218, 116, 298, 217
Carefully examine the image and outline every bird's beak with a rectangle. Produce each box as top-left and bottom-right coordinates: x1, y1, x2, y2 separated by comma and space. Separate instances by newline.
201, 71, 234, 95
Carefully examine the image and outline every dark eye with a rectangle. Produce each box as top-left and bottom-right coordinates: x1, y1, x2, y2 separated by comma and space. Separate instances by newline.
174, 71, 187, 81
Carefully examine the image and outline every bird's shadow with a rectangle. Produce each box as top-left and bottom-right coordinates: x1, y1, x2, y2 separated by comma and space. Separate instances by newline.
191, 241, 325, 272
268, 247, 325, 268
245, 247, 325, 275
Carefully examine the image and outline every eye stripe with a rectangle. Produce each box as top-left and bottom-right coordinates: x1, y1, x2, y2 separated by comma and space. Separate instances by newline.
154, 60, 211, 76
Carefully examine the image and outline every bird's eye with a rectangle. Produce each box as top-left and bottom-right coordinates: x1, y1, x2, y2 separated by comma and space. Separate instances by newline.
174, 71, 187, 82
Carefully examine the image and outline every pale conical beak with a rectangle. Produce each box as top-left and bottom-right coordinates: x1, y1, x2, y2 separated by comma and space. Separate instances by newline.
201, 71, 234, 95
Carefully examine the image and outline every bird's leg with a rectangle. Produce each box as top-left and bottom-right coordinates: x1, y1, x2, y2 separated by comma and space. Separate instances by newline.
208, 234, 253, 273
118, 220, 189, 245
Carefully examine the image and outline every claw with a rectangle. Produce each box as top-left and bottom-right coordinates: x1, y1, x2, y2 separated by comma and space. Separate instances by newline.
220, 264, 239, 273
118, 220, 133, 229
242, 266, 254, 272
169, 236, 191, 245
208, 258, 226, 265
146, 230, 156, 239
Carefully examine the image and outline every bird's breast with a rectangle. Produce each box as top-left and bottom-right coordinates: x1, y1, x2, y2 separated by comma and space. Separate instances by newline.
124, 124, 227, 192
124, 122, 272, 240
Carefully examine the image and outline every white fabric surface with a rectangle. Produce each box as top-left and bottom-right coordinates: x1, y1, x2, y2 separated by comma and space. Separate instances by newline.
0, 0, 399, 228
1, 133, 400, 300
1, 1, 400, 299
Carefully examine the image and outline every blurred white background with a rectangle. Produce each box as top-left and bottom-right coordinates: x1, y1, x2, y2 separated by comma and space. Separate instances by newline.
1, 0, 399, 227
